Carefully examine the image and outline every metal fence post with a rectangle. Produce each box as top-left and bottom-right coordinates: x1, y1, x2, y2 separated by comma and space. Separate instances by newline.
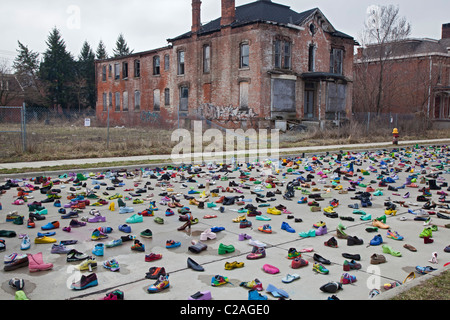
21, 103, 27, 152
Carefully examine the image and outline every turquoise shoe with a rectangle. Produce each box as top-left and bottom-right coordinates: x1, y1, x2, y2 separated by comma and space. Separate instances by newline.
256, 215, 271, 221
126, 214, 143, 224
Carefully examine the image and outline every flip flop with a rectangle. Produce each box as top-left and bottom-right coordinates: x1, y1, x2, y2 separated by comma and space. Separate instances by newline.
281, 273, 300, 283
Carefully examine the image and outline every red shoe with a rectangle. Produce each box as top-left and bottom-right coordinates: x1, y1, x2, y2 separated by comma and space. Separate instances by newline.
145, 253, 163, 262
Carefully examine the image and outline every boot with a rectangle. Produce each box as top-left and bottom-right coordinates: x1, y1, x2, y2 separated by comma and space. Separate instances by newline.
27, 252, 53, 272
108, 202, 115, 211
428, 180, 441, 190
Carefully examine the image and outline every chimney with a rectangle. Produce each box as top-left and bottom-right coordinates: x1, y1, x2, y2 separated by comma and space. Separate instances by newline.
442, 23, 450, 39
221, 0, 236, 27
192, 0, 202, 34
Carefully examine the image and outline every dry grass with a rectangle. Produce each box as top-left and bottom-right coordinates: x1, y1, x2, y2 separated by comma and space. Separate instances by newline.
391, 270, 450, 300
0, 119, 449, 164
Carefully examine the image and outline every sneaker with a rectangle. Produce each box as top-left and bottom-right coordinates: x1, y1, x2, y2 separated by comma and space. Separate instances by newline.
211, 275, 230, 287
67, 249, 89, 262
387, 229, 404, 241
258, 224, 272, 233
70, 273, 98, 290
91, 229, 108, 241
246, 247, 266, 260
343, 259, 362, 271
239, 278, 263, 291
75, 257, 97, 271
313, 263, 329, 274
287, 248, 301, 259
131, 240, 145, 252
324, 237, 338, 248
291, 257, 308, 269
166, 240, 181, 249
105, 239, 123, 248
140, 229, 153, 238
51, 243, 70, 254
92, 243, 105, 256
103, 259, 120, 272
340, 272, 357, 284
145, 253, 163, 262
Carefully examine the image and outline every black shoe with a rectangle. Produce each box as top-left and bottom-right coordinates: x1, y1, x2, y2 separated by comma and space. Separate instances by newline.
313, 253, 331, 265
187, 257, 204, 272
342, 253, 361, 261
347, 236, 364, 246
320, 281, 342, 293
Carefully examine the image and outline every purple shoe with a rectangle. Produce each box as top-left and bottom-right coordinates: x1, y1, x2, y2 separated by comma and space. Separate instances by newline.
70, 219, 87, 228
239, 233, 252, 241
188, 290, 212, 300
88, 215, 106, 223
316, 226, 328, 236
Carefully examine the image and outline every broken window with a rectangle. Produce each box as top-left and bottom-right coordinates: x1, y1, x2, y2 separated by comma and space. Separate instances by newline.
284, 42, 291, 69
134, 60, 140, 78
134, 90, 141, 111
102, 65, 107, 81
153, 89, 160, 111
115, 92, 120, 111
308, 45, 315, 72
178, 51, 185, 75
114, 63, 120, 80
203, 45, 211, 73
326, 83, 346, 112
153, 56, 160, 75
165, 88, 170, 106
240, 43, 249, 69
274, 40, 281, 69
122, 62, 128, 79
330, 48, 343, 75
179, 86, 189, 111
164, 54, 170, 71
103, 92, 107, 111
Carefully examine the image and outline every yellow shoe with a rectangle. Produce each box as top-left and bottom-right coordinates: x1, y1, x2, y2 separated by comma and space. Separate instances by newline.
267, 208, 281, 215
232, 215, 246, 223
385, 209, 397, 216
75, 258, 97, 271
34, 236, 57, 244
108, 202, 115, 211
323, 206, 335, 213
224, 261, 245, 270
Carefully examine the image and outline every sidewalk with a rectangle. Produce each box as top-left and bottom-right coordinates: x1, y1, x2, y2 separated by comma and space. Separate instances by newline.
1, 138, 449, 173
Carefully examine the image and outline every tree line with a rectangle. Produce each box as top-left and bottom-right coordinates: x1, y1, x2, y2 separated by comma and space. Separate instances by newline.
12, 28, 133, 112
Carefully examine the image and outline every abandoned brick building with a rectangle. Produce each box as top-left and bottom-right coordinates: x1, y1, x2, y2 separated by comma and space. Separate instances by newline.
95, 0, 356, 130
354, 23, 450, 126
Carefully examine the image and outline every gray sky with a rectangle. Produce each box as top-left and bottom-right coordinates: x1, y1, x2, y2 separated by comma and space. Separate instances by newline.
1, 0, 449, 67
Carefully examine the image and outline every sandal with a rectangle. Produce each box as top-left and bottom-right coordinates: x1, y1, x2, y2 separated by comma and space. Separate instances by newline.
403, 244, 417, 252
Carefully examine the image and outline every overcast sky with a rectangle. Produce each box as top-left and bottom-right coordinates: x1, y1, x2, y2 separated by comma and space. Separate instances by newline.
1, 0, 449, 67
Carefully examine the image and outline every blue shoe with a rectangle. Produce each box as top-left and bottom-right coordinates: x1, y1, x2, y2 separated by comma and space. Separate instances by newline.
210, 226, 225, 233
119, 207, 134, 214
119, 224, 132, 233
370, 234, 383, 246
248, 289, 268, 300
266, 284, 289, 298
281, 222, 295, 233
37, 231, 56, 237
92, 243, 104, 256
166, 240, 181, 249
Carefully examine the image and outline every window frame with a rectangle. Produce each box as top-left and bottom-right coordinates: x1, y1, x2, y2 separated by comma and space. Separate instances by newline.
203, 44, 211, 74
134, 59, 141, 78
330, 48, 344, 75
239, 42, 250, 69
153, 56, 161, 76
177, 50, 185, 75
134, 90, 141, 111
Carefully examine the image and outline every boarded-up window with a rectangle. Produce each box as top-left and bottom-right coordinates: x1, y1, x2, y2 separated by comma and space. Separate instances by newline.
165, 88, 170, 106
103, 92, 107, 111
123, 91, 128, 111
153, 89, 160, 111
327, 83, 347, 112
239, 81, 249, 110
271, 79, 296, 112
115, 92, 120, 111
134, 90, 141, 111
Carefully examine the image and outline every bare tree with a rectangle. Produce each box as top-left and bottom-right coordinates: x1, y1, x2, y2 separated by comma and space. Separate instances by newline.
356, 5, 412, 115
0, 58, 24, 106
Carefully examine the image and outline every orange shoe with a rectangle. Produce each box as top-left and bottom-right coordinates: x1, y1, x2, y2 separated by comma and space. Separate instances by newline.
372, 219, 389, 229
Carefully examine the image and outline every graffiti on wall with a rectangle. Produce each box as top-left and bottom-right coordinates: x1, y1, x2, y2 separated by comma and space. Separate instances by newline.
195, 103, 259, 124
140, 111, 161, 123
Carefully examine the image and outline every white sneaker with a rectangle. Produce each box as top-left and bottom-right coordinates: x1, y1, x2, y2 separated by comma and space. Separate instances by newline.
248, 239, 266, 247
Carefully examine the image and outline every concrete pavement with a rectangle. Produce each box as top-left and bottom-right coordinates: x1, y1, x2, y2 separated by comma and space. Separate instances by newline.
0, 141, 449, 301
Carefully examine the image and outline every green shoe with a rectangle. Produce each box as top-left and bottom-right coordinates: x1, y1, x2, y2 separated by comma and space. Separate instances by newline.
154, 217, 164, 225
419, 227, 432, 238
207, 202, 217, 208
430, 225, 438, 232
312, 263, 329, 274
360, 214, 372, 221
376, 215, 387, 224
218, 243, 235, 255
15, 290, 29, 300
353, 209, 366, 215
382, 244, 402, 257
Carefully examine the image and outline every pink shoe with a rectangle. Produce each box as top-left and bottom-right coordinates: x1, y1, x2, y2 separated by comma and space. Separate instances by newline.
27, 252, 53, 272
262, 264, 279, 274
200, 229, 216, 241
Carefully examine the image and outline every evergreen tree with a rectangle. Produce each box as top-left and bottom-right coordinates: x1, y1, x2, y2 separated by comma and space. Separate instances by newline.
113, 33, 133, 57
13, 41, 46, 106
76, 41, 96, 110
96, 40, 108, 60
39, 27, 76, 110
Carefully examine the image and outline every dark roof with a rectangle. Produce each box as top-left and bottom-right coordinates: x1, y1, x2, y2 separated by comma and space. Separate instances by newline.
168, 0, 352, 42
